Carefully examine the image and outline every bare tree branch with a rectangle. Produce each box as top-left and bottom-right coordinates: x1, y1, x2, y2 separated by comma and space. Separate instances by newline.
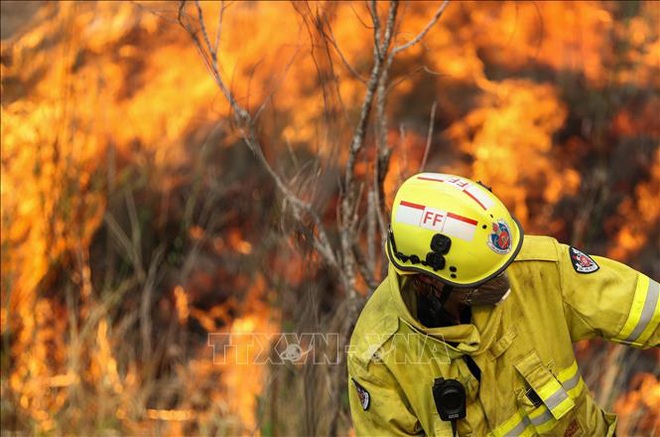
318, 15, 367, 84
420, 101, 437, 172
350, 2, 373, 31
367, 1, 450, 284
340, 1, 398, 298
214, 1, 233, 54
391, 0, 449, 56
367, 1, 382, 60
354, 238, 379, 290
292, 1, 365, 84
254, 39, 303, 122
372, 51, 392, 276
344, 1, 397, 190
364, 189, 379, 287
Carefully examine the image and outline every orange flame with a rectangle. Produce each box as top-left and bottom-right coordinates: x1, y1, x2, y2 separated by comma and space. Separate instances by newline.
614, 371, 660, 434
1, 1, 658, 434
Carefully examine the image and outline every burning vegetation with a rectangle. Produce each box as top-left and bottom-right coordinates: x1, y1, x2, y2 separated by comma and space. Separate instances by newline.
1, 1, 658, 435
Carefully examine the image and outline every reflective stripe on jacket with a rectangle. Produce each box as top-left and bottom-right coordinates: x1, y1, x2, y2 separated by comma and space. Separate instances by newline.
347, 235, 659, 436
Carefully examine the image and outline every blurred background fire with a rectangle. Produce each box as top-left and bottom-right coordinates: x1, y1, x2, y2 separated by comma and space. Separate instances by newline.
1, 1, 658, 435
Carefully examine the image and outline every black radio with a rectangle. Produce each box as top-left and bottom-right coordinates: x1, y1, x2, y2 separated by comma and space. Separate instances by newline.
432, 377, 466, 436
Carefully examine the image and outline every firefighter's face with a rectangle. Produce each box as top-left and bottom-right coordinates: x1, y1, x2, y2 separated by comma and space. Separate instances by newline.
454, 272, 511, 306
412, 272, 511, 306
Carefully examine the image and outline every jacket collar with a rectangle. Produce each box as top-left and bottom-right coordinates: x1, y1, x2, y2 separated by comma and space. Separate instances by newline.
387, 265, 504, 356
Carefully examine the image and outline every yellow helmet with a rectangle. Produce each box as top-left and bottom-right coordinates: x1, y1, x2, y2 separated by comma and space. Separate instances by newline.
386, 173, 524, 287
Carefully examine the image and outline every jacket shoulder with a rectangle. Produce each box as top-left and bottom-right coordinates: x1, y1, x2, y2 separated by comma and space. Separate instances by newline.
514, 235, 561, 262
348, 282, 399, 368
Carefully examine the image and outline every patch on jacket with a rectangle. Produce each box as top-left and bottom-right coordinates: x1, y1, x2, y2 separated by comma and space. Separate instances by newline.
564, 418, 583, 437
569, 247, 599, 273
352, 378, 370, 411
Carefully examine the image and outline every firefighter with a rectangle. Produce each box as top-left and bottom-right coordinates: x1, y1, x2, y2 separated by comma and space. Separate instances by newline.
347, 172, 659, 436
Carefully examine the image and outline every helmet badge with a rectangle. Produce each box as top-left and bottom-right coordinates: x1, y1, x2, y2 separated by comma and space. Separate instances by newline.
487, 219, 512, 254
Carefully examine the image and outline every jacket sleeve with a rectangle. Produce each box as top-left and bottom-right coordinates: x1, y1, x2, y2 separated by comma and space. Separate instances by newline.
558, 243, 659, 348
347, 355, 422, 436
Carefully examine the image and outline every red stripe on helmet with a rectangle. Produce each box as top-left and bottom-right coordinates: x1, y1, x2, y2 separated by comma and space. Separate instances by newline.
399, 200, 425, 210
418, 175, 488, 210
447, 212, 478, 225
463, 190, 487, 210
417, 176, 446, 183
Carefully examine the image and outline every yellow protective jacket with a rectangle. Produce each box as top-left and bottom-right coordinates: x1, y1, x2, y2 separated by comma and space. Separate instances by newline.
347, 235, 659, 436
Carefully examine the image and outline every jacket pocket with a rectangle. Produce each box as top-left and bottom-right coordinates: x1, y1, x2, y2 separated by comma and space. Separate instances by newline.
514, 351, 578, 435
